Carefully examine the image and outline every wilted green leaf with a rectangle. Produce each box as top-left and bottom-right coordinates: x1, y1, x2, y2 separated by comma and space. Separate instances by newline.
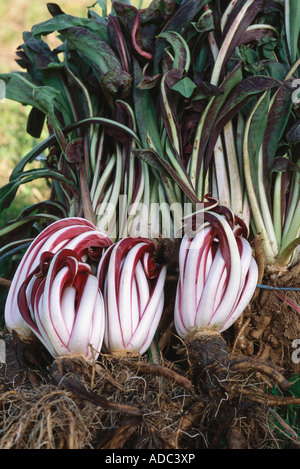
60, 27, 122, 78
32, 13, 108, 42
285, 0, 300, 63
156, 31, 191, 72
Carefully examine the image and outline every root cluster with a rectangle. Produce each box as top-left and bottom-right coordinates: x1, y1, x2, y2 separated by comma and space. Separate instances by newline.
233, 262, 300, 375
0, 323, 299, 449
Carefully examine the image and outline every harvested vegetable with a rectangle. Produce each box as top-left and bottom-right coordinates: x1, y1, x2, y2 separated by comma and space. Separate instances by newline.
0, 0, 299, 450
17, 248, 106, 360
4, 217, 112, 343
174, 206, 258, 337
98, 237, 167, 355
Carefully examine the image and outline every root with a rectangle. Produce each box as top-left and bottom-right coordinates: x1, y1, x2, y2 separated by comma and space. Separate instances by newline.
49, 357, 142, 416
0, 386, 98, 449
253, 234, 265, 298
131, 361, 194, 391
0, 278, 12, 288
99, 417, 142, 449
226, 385, 300, 407
267, 408, 300, 446
1, 327, 298, 449
233, 262, 300, 375
225, 417, 250, 449
180, 328, 299, 433
230, 357, 291, 391
0, 344, 200, 449
184, 328, 291, 393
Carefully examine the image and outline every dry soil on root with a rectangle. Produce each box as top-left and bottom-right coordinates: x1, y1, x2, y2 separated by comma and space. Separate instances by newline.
0, 336, 200, 449
0, 328, 299, 449
232, 262, 300, 377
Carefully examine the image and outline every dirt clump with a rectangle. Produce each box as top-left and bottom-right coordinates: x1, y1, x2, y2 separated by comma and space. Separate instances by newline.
233, 263, 300, 377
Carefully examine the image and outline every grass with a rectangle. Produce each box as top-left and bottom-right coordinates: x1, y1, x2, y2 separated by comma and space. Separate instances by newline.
0, 100, 51, 223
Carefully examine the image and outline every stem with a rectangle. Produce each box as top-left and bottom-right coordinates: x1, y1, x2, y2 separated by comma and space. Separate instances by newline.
257, 146, 278, 249
90, 128, 105, 202
281, 167, 300, 248
78, 167, 95, 226
210, 0, 256, 86
243, 92, 278, 264
211, 136, 231, 207
223, 121, 245, 219
189, 97, 214, 198
273, 170, 283, 246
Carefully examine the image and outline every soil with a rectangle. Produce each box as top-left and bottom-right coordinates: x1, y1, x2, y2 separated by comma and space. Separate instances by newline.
233, 262, 300, 377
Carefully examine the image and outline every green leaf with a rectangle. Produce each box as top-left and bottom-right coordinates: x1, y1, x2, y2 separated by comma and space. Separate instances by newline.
32, 13, 108, 42
132, 149, 199, 204
32, 86, 68, 150
0, 213, 61, 238
171, 77, 197, 98
132, 149, 169, 174
262, 80, 294, 189
9, 115, 142, 186
247, 90, 271, 196
286, 119, 300, 143
89, 0, 108, 17
0, 169, 78, 212
60, 27, 122, 78
276, 236, 300, 266
101, 69, 132, 99
257, 36, 278, 61
132, 58, 163, 153
190, 62, 244, 181
193, 8, 214, 34
10, 135, 56, 180
0, 72, 46, 111
288, 375, 300, 398
0, 72, 70, 129
32, 86, 61, 113
156, 31, 191, 72
285, 0, 300, 63
153, 0, 210, 72
202, 75, 281, 173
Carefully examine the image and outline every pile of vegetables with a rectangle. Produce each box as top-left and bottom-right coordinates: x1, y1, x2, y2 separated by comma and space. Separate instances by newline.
0, 0, 299, 449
